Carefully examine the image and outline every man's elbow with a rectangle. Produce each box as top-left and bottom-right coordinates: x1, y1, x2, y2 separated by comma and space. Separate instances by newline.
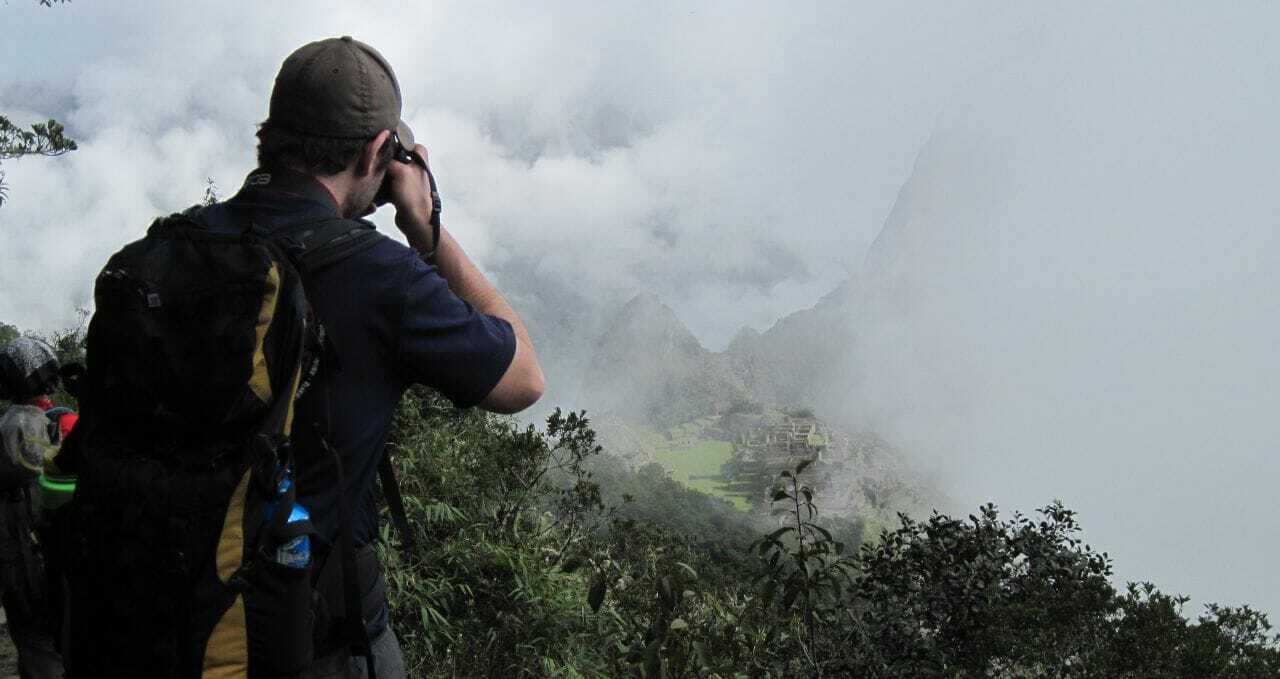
525, 367, 546, 405
501, 368, 545, 414
481, 365, 545, 414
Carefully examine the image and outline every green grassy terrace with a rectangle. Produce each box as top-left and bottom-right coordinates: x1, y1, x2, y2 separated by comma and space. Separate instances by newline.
642, 417, 754, 510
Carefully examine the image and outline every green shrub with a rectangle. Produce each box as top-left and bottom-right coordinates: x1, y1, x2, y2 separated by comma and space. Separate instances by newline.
371, 388, 1280, 678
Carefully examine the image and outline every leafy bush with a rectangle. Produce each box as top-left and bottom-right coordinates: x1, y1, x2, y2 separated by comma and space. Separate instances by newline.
380, 388, 612, 676
380, 388, 1280, 678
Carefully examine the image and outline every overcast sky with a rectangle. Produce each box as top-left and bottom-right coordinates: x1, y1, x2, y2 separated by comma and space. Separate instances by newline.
3, 2, 1278, 619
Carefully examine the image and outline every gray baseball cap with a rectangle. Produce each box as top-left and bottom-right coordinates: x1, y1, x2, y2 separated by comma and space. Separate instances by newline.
268, 36, 415, 146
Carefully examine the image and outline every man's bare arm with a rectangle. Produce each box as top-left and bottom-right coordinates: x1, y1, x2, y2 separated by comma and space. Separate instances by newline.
387, 145, 546, 414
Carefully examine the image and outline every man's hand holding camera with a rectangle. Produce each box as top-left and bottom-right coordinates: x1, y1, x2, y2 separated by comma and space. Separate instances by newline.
383, 142, 439, 253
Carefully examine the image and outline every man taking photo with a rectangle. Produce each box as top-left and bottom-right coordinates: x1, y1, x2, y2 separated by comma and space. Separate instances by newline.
65, 36, 543, 679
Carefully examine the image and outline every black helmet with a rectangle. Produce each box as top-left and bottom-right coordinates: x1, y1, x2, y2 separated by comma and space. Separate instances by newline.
0, 337, 60, 401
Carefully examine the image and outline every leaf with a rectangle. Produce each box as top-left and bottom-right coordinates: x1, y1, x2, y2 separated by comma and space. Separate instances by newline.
644, 642, 663, 679
588, 577, 607, 612
771, 489, 790, 502
658, 576, 675, 606
755, 538, 779, 555
761, 578, 778, 604
692, 641, 711, 669
670, 618, 689, 631
560, 557, 583, 573
782, 584, 801, 609
795, 458, 815, 475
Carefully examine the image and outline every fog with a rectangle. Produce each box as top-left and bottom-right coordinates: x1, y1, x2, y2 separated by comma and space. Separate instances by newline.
2, 3, 1277, 617
846, 9, 1280, 617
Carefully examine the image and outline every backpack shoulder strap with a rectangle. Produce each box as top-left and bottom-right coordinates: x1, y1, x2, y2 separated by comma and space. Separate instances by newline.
269, 218, 384, 273
378, 450, 416, 556
181, 205, 383, 272
147, 208, 205, 235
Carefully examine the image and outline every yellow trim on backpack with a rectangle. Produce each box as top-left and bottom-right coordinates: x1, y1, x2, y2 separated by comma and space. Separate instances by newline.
216, 470, 251, 582
248, 263, 281, 404
204, 468, 252, 677
202, 594, 248, 679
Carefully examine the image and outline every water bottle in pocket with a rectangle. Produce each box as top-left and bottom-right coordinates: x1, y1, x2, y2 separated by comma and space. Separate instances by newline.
246, 469, 317, 674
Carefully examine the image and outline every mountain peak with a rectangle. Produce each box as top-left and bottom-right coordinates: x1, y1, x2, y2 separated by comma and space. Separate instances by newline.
619, 292, 676, 318
602, 293, 702, 350
583, 293, 749, 425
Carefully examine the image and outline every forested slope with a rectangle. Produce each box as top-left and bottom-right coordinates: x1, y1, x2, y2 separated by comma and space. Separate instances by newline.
381, 387, 1280, 678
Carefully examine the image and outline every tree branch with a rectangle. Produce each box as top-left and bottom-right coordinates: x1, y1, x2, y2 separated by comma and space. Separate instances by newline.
0, 116, 78, 160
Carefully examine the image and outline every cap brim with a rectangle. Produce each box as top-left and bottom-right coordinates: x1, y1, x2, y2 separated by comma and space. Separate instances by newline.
396, 120, 415, 149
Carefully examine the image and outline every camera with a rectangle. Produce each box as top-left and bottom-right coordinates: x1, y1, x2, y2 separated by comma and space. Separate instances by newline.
374, 132, 442, 229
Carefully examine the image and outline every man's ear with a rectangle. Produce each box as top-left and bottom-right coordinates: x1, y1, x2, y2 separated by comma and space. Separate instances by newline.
356, 129, 393, 178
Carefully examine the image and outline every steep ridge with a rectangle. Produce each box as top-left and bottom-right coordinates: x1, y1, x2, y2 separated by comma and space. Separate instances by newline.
585, 284, 862, 424
725, 279, 859, 411
581, 293, 749, 427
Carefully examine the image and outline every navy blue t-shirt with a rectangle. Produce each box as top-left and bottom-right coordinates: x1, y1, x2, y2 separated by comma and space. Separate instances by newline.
201, 168, 515, 550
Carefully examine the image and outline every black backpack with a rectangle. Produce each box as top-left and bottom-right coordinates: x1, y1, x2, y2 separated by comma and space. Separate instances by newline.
63, 208, 398, 678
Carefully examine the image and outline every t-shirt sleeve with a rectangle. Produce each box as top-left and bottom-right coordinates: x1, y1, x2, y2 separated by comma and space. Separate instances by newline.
395, 254, 516, 408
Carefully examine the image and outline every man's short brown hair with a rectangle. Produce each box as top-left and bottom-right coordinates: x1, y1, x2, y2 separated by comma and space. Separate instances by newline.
256, 122, 395, 176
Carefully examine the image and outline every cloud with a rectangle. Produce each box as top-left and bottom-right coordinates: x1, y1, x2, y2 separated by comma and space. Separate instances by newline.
843, 5, 1280, 618
1, 1, 1014, 343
